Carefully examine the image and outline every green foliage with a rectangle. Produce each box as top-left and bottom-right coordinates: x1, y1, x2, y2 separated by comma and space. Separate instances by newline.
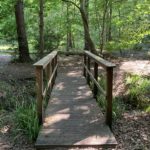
96, 74, 124, 119
0, 79, 39, 141
97, 94, 125, 119
14, 102, 40, 141
98, 74, 106, 90
125, 74, 150, 110
0, 0, 150, 54
0, 80, 35, 110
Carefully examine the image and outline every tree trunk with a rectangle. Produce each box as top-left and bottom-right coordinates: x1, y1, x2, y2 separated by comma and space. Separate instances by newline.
108, 0, 112, 41
83, 0, 89, 50
66, 2, 73, 52
39, 0, 44, 56
62, 0, 97, 54
100, 0, 108, 53
94, 0, 101, 49
15, 0, 31, 62
80, 0, 97, 54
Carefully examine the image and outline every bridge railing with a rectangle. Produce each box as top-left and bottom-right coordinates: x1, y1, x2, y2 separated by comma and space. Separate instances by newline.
34, 51, 58, 125
83, 51, 116, 128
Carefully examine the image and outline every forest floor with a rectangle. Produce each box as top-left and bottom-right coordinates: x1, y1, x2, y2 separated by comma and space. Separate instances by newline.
0, 53, 150, 150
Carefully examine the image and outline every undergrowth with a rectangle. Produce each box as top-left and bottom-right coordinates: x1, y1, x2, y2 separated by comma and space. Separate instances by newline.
0, 79, 40, 141
125, 74, 150, 112
94, 73, 150, 120
15, 101, 39, 141
97, 94, 125, 119
90, 74, 125, 119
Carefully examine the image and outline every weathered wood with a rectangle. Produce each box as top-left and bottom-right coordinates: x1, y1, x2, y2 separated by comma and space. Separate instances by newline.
55, 54, 58, 77
46, 63, 50, 81
83, 54, 86, 77
94, 62, 98, 98
83, 51, 115, 128
87, 56, 90, 85
42, 64, 58, 98
35, 66, 117, 149
83, 64, 106, 96
35, 66, 43, 125
85, 51, 115, 68
106, 67, 113, 128
34, 51, 58, 125
34, 51, 57, 69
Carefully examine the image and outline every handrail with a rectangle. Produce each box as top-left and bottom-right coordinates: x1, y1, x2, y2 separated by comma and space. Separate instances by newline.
34, 51, 57, 69
34, 51, 58, 125
83, 51, 116, 128
85, 51, 115, 68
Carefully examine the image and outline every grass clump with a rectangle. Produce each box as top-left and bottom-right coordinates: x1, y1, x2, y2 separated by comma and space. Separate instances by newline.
0, 79, 40, 141
97, 95, 125, 119
96, 74, 125, 119
14, 101, 40, 141
125, 74, 150, 111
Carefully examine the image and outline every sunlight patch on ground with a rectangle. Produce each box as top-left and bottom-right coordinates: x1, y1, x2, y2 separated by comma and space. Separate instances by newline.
0, 125, 10, 134
120, 60, 150, 76
0, 45, 14, 51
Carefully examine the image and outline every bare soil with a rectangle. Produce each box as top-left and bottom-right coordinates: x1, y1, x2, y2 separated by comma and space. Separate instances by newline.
0, 54, 150, 150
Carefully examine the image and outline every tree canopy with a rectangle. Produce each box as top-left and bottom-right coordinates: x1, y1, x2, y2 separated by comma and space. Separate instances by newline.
0, 0, 149, 59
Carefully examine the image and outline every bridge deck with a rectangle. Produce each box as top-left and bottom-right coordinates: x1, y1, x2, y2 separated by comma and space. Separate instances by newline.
35, 65, 117, 149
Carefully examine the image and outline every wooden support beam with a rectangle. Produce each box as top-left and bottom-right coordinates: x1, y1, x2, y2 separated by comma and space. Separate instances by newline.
34, 51, 58, 126
83, 51, 115, 129
83, 54, 86, 77
94, 62, 98, 99
106, 67, 113, 128
35, 66, 43, 125
87, 57, 90, 85
83, 64, 106, 96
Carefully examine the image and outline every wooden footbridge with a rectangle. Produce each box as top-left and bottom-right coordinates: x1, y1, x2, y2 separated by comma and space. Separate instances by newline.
34, 51, 117, 149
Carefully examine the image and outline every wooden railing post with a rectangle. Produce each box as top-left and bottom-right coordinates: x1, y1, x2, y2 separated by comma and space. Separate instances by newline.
87, 57, 90, 85
46, 63, 50, 81
94, 62, 98, 98
35, 66, 43, 125
83, 54, 86, 77
34, 51, 58, 126
106, 67, 113, 128
51, 58, 55, 87
55, 54, 58, 77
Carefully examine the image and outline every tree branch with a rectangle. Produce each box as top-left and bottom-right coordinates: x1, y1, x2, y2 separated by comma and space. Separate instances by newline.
62, 0, 80, 10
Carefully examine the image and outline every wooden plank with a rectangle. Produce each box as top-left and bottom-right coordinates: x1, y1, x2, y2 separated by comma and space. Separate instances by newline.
43, 64, 58, 98
85, 51, 116, 68
35, 66, 117, 149
83, 64, 106, 96
34, 51, 57, 69
106, 67, 113, 128
94, 62, 98, 98
35, 66, 43, 125
87, 57, 90, 85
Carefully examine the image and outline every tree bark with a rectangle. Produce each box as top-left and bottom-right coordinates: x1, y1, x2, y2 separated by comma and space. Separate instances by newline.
15, 0, 31, 62
80, 0, 97, 54
66, 2, 73, 52
108, 0, 112, 41
83, 0, 89, 50
62, 0, 97, 54
100, 0, 109, 53
39, 0, 44, 56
